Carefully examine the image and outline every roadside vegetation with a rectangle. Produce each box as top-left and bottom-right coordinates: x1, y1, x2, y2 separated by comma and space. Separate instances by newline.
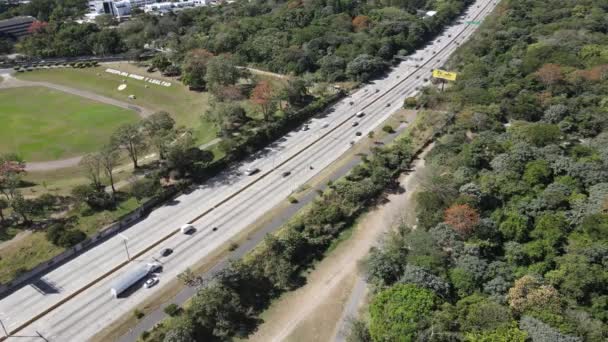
139, 96, 451, 342
349, 0, 608, 341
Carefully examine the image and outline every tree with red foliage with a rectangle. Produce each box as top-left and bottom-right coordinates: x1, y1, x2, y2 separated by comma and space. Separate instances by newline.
444, 204, 479, 237
251, 80, 275, 121
536, 63, 563, 86
28, 21, 48, 34
352, 15, 371, 32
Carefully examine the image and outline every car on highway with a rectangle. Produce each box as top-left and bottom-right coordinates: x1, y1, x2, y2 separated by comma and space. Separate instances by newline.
349, 101, 354, 105
386, 103, 391, 107
245, 167, 260, 176
321, 122, 330, 128
148, 262, 162, 273
355, 131, 362, 136
212, 227, 218, 232
160, 248, 173, 257
302, 125, 310, 131
181, 224, 195, 234
352, 121, 359, 127
282, 171, 291, 177
356, 111, 365, 118
144, 277, 159, 289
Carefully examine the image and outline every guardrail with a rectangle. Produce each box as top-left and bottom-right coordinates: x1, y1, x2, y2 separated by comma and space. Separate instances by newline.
0, 186, 179, 299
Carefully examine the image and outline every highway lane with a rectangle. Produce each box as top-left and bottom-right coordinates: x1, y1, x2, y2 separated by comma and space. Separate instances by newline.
1, 1, 498, 340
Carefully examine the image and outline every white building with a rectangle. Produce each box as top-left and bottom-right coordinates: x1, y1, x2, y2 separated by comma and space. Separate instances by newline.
87, 0, 209, 18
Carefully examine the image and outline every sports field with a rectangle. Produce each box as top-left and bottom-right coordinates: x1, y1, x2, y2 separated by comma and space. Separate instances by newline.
0, 86, 139, 161
17, 65, 217, 143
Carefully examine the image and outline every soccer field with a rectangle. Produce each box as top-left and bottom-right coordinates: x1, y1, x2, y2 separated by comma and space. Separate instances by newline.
17, 65, 217, 144
0, 86, 139, 161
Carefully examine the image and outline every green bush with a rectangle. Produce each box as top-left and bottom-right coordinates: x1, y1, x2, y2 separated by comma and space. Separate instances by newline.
382, 125, 394, 134
134, 309, 144, 319
404, 97, 417, 108
163, 303, 181, 316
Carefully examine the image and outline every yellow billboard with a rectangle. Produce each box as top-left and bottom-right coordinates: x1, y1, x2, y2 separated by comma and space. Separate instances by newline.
432, 69, 458, 81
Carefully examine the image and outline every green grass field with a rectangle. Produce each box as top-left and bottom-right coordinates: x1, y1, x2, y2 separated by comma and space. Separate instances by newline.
17, 65, 217, 144
0, 86, 139, 161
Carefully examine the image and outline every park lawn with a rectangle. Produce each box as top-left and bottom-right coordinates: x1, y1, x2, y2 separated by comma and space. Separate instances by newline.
17, 66, 217, 144
0, 196, 142, 284
0, 86, 139, 162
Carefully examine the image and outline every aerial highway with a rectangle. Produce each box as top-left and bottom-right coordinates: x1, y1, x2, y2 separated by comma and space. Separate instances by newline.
0, 0, 499, 340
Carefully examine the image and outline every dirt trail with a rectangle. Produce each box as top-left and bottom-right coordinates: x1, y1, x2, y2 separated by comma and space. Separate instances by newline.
247, 144, 433, 342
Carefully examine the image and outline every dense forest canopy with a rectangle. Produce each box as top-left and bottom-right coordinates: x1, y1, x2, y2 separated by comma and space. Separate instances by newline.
359, 0, 608, 341
7, 0, 474, 82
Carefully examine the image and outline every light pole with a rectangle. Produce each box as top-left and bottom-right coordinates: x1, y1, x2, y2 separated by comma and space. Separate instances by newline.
119, 234, 130, 261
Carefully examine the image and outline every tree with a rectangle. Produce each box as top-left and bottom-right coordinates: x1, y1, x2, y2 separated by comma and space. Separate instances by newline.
352, 15, 371, 32
519, 316, 582, 342
188, 283, 253, 340
250, 80, 275, 121
166, 133, 214, 175
204, 54, 241, 93
151, 54, 172, 72
345, 318, 372, 342
10, 193, 41, 225
142, 111, 176, 160
536, 64, 563, 86
130, 177, 160, 201
281, 78, 308, 107
399, 265, 450, 299
507, 275, 561, 315
523, 160, 552, 186
346, 54, 385, 82
444, 204, 480, 237
465, 323, 528, 342
94, 14, 117, 28
99, 146, 119, 198
369, 284, 437, 342
0, 153, 26, 201
0, 198, 8, 223
79, 153, 103, 189
182, 49, 214, 90
205, 102, 248, 138
111, 123, 146, 169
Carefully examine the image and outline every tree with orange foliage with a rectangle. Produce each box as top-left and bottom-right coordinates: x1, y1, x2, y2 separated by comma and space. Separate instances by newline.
444, 204, 479, 237
536, 63, 563, 86
352, 15, 371, 32
251, 80, 275, 121
28, 21, 48, 34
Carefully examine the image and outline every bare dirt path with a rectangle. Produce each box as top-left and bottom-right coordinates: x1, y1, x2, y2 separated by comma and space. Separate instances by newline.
247, 144, 432, 342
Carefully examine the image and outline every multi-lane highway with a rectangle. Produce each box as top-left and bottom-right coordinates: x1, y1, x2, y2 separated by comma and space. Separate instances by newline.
0, 1, 499, 340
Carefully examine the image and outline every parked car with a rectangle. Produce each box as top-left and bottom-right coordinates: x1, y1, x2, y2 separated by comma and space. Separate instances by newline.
356, 111, 365, 118
352, 122, 359, 127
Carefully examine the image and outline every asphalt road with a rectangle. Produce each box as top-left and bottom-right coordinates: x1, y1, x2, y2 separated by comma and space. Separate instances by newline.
0, 1, 498, 340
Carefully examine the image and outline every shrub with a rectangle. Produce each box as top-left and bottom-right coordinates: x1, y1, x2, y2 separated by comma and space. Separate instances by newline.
134, 309, 144, 319
404, 97, 418, 108
382, 125, 394, 133
288, 196, 298, 203
163, 303, 181, 316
